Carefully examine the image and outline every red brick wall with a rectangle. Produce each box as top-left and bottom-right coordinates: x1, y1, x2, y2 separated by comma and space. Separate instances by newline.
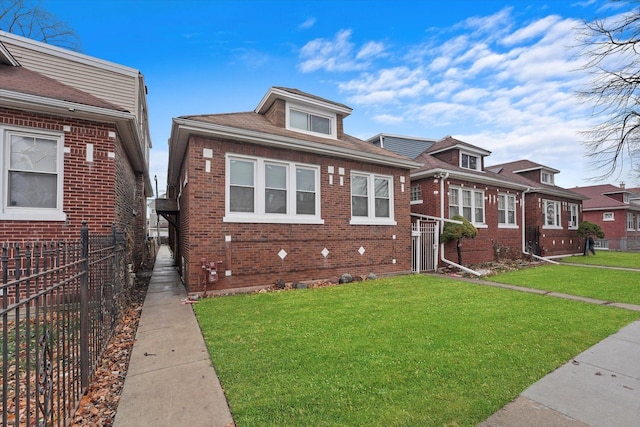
524, 194, 582, 256
583, 209, 640, 250
1, 108, 147, 266
411, 176, 523, 266
176, 135, 412, 292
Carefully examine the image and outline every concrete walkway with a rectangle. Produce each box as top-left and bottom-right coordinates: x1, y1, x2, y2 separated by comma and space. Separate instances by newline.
113, 246, 234, 427
114, 249, 640, 426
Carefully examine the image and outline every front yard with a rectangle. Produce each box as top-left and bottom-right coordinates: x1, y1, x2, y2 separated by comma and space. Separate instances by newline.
194, 274, 639, 426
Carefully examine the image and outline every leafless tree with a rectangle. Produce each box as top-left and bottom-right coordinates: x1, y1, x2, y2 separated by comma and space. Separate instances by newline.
577, 1, 640, 180
0, 0, 80, 51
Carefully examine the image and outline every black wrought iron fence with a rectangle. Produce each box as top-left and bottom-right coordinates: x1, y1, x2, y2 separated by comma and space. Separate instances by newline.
1, 222, 130, 427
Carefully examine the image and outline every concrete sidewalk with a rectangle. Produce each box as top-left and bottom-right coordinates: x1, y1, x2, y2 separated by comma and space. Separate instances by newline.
113, 246, 234, 427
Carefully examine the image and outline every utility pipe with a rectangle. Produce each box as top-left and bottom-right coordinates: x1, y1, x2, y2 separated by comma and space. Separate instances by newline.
438, 172, 482, 276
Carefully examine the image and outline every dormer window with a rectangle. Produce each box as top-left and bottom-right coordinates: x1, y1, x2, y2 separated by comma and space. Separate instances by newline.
286, 103, 336, 138
624, 193, 629, 203
541, 170, 554, 185
460, 152, 479, 171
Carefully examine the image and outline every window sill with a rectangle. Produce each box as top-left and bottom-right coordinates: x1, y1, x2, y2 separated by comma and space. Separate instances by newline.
223, 215, 324, 225
410, 200, 423, 205
0, 210, 67, 221
542, 225, 563, 230
350, 218, 397, 226
472, 223, 488, 229
498, 224, 519, 229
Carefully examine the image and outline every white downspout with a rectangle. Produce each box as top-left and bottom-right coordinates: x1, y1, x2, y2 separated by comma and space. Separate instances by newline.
439, 172, 482, 276
521, 188, 558, 264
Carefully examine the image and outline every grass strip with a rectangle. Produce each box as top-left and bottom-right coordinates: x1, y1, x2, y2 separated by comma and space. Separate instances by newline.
195, 275, 639, 426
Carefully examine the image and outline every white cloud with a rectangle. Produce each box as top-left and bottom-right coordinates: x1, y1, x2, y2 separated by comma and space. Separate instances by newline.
298, 17, 316, 30
339, 66, 429, 105
298, 29, 385, 73
502, 15, 562, 46
373, 114, 404, 125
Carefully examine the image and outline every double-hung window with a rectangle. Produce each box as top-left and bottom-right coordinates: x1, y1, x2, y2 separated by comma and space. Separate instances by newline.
568, 203, 579, 229
410, 185, 422, 204
226, 155, 322, 224
1, 127, 65, 221
543, 200, 561, 228
627, 212, 635, 231
350, 172, 395, 225
449, 186, 485, 225
498, 193, 517, 227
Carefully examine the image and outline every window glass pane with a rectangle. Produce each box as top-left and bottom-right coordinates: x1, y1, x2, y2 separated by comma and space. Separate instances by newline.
8, 172, 57, 208
230, 186, 254, 212
375, 199, 389, 218
352, 196, 368, 216
265, 189, 286, 214
474, 192, 484, 222
469, 156, 477, 170
507, 210, 515, 224
265, 164, 286, 189
296, 192, 315, 215
351, 175, 368, 196
374, 178, 389, 198
310, 115, 330, 134
290, 110, 308, 130
230, 159, 254, 186
296, 168, 315, 191
10, 136, 57, 173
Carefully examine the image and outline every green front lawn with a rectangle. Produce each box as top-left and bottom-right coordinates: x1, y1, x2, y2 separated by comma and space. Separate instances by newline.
488, 264, 640, 305
194, 276, 639, 426
560, 251, 640, 268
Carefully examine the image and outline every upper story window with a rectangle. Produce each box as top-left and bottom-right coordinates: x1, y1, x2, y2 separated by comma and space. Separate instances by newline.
350, 172, 395, 225
460, 152, 480, 171
410, 185, 422, 204
225, 154, 322, 224
449, 187, 485, 225
541, 171, 554, 185
498, 193, 517, 227
624, 193, 630, 203
286, 103, 336, 139
603, 212, 614, 221
1, 126, 66, 221
568, 203, 579, 229
543, 199, 561, 228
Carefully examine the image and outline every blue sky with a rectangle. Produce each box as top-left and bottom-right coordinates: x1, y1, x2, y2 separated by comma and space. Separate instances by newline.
41, 0, 636, 194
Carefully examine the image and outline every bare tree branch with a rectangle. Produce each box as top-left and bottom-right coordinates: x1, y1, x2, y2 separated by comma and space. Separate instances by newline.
0, 0, 80, 51
577, 0, 640, 181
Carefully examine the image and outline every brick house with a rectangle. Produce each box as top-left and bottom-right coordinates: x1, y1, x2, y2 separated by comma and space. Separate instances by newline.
368, 135, 586, 268
571, 184, 640, 250
161, 87, 419, 292
0, 31, 153, 267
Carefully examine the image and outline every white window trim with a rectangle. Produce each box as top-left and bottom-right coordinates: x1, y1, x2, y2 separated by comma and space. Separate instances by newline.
350, 172, 396, 226
568, 203, 579, 230
285, 102, 337, 139
543, 199, 562, 229
0, 126, 66, 221
223, 154, 323, 224
497, 193, 518, 229
459, 151, 480, 171
627, 212, 635, 231
448, 185, 486, 227
603, 212, 614, 221
541, 170, 554, 185
410, 185, 422, 205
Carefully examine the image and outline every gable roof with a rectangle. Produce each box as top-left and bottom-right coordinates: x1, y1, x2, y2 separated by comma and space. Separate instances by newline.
168, 101, 420, 186
490, 159, 560, 174
255, 86, 352, 116
426, 136, 492, 157
1, 64, 127, 111
571, 184, 640, 210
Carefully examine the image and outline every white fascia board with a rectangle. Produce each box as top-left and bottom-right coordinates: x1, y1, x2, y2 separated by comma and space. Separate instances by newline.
429, 144, 491, 157
167, 118, 420, 185
0, 30, 139, 77
411, 168, 529, 191
0, 41, 20, 66
512, 165, 561, 174
255, 87, 352, 116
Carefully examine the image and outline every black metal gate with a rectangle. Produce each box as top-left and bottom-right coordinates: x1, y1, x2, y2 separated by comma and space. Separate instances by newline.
526, 226, 541, 256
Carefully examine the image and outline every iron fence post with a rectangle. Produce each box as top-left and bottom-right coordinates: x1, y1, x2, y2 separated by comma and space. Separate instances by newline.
80, 221, 89, 390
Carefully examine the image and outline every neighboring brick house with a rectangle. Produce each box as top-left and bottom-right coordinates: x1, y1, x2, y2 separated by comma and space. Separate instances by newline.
368, 135, 585, 268
162, 87, 419, 292
0, 31, 153, 268
571, 184, 640, 250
